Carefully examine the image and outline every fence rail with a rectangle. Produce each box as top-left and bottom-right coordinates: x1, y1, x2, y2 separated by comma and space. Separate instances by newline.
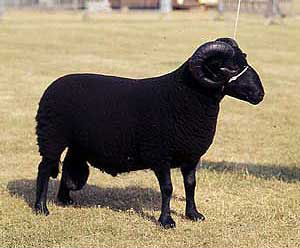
222, 0, 292, 14
0, 0, 293, 14
1, 0, 84, 8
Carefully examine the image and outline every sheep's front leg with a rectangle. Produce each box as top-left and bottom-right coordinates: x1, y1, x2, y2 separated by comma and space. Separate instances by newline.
154, 167, 176, 228
181, 164, 205, 221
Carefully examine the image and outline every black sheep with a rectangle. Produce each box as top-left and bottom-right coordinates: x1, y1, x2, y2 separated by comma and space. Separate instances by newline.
35, 38, 264, 228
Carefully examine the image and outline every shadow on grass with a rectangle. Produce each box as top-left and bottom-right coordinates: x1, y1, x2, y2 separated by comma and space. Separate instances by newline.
7, 161, 299, 224
201, 160, 300, 183
6, 179, 165, 223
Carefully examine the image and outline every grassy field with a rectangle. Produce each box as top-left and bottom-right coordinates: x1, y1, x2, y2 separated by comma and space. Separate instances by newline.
0, 9, 299, 248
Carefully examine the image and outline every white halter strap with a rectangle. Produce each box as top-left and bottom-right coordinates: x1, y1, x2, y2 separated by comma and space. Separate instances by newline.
228, 66, 249, 83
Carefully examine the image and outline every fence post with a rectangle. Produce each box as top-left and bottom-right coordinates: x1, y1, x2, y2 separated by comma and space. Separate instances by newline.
265, 0, 285, 24
218, 0, 224, 15
160, 0, 172, 13
0, 0, 4, 19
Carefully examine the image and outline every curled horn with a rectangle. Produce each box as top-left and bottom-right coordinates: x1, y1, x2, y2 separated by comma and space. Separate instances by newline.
216, 38, 247, 76
189, 41, 235, 88
215, 37, 239, 48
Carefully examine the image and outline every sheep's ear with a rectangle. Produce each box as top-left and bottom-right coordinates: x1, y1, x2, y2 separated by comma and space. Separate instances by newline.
189, 41, 235, 88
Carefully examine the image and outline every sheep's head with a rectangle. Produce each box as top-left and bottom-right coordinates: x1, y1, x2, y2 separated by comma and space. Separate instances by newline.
189, 38, 264, 105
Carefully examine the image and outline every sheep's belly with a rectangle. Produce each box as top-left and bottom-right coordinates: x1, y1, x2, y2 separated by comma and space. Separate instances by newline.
87, 154, 150, 176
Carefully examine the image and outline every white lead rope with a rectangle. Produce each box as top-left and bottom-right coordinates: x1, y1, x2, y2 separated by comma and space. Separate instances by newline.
233, 0, 242, 40
228, 66, 249, 83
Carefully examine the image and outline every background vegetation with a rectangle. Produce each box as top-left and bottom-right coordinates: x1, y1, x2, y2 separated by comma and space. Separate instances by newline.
0, 8, 299, 247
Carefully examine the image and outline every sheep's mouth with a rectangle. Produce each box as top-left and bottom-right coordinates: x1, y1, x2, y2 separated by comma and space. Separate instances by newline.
247, 94, 264, 105
223, 87, 264, 105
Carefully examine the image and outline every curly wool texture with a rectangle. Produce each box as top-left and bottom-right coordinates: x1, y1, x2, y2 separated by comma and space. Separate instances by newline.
36, 62, 221, 176
35, 39, 264, 225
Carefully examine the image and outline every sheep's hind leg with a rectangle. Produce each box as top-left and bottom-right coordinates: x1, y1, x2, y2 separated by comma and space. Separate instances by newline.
154, 167, 176, 229
181, 164, 205, 222
57, 149, 89, 205
35, 157, 60, 215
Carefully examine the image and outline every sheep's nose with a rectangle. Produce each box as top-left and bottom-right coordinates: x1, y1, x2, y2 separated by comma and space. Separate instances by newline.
258, 92, 265, 101
252, 92, 264, 105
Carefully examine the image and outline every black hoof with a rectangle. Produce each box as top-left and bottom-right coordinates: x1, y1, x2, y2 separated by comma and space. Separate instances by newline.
186, 211, 205, 222
57, 195, 74, 206
159, 215, 176, 229
34, 203, 49, 216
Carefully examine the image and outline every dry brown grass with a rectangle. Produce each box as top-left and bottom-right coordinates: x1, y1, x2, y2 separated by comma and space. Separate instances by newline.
0, 9, 299, 248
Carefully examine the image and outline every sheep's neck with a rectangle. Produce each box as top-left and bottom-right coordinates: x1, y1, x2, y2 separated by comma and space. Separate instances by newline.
174, 61, 225, 106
